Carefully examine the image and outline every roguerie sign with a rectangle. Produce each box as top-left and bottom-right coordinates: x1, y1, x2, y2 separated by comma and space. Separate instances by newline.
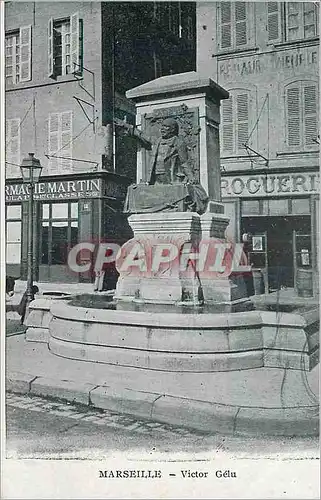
5, 179, 101, 202
221, 172, 319, 198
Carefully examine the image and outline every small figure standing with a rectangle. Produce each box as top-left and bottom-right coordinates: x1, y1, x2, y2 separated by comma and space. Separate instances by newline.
17, 285, 39, 325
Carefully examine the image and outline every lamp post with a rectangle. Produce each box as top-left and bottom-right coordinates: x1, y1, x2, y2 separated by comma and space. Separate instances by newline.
20, 153, 42, 307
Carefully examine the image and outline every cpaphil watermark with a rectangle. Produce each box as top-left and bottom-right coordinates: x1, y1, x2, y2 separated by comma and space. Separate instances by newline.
67, 238, 251, 280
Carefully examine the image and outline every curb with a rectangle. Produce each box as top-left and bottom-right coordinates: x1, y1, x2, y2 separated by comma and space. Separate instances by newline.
6, 371, 319, 437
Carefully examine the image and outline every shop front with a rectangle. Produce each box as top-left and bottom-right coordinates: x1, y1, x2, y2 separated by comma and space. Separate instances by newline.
222, 169, 319, 296
5, 172, 132, 285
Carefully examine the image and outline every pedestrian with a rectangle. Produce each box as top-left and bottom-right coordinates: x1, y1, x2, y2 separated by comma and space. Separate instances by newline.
17, 285, 39, 325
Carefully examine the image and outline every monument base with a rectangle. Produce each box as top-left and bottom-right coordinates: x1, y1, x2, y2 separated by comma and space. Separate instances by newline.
115, 210, 249, 306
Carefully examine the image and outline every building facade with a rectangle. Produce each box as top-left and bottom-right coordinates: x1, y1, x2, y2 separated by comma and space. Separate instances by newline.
197, 1, 319, 295
5, 1, 196, 285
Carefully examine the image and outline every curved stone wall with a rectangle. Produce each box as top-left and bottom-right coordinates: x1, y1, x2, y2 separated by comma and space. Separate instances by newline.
48, 302, 319, 372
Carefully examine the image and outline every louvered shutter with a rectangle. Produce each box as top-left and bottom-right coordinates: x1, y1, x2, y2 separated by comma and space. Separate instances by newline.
235, 2, 247, 46
286, 87, 301, 147
48, 113, 60, 172
221, 97, 234, 153
220, 2, 232, 49
267, 2, 281, 42
6, 119, 21, 167
60, 111, 73, 170
303, 85, 317, 146
236, 93, 248, 151
48, 18, 54, 78
19, 25, 32, 82
70, 12, 80, 74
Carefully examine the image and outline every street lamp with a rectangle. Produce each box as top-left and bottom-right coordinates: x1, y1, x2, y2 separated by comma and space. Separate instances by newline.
20, 153, 42, 307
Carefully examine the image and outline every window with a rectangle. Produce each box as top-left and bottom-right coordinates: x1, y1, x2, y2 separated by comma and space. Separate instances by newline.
48, 111, 73, 172
218, 2, 249, 50
6, 205, 22, 265
285, 82, 318, 149
286, 2, 318, 41
6, 118, 21, 168
48, 13, 83, 78
41, 202, 78, 266
5, 26, 32, 85
221, 90, 252, 156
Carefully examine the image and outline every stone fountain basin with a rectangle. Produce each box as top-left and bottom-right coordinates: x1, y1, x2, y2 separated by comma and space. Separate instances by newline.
45, 300, 319, 372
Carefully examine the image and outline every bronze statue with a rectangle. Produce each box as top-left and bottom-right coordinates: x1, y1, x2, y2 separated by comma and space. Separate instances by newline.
115, 116, 209, 215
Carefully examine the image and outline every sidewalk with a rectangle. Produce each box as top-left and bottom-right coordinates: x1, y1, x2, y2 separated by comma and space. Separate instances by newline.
5, 326, 319, 437
5, 285, 319, 437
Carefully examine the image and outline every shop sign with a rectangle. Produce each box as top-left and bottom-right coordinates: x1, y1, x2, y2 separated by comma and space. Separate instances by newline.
5, 179, 101, 202
219, 47, 318, 82
221, 172, 319, 198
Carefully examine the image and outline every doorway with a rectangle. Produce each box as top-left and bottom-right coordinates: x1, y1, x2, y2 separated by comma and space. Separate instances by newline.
242, 215, 311, 293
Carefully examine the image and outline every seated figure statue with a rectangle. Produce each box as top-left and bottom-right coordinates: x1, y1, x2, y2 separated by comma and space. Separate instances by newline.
118, 117, 209, 215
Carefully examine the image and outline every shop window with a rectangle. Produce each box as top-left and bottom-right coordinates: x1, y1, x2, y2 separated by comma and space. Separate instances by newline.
221, 89, 253, 156
241, 199, 260, 215
41, 202, 78, 266
285, 81, 319, 150
291, 198, 311, 215
6, 205, 22, 265
268, 198, 289, 216
52, 203, 68, 219
48, 13, 83, 78
218, 2, 251, 50
48, 111, 73, 173
286, 2, 318, 41
5, 26, 32, 85
6, 118, 21, 168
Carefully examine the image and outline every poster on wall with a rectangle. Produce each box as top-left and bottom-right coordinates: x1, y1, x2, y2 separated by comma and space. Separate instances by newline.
252, 235, 263, 251
2, 2, 319, 500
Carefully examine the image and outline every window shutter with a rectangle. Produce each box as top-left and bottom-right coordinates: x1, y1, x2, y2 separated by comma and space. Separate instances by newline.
70, 12, 80, 74
267, 2, 281, 42
48, 18, 54, 78
220, 2, 232, 49
221, 97, 234, 153
6, 118, 21, 167
303, 85, 317, 146
286, 87, 301, 147
19, 25, 32, 82
60, 111, 73, 170
235, 2, 247, 46
236, 93, 249, 150
48, 113, 59, 172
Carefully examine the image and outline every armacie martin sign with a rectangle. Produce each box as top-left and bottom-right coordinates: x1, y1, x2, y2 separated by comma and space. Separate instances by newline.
221, 171, 319, 198
5, 179, 101, 202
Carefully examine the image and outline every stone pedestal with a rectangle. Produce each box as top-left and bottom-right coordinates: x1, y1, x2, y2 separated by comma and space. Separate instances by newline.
115, 212, 203, 305
115, 211, 249, 306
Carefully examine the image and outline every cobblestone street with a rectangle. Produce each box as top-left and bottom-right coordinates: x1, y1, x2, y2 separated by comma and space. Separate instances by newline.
6, 392, 319, 460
